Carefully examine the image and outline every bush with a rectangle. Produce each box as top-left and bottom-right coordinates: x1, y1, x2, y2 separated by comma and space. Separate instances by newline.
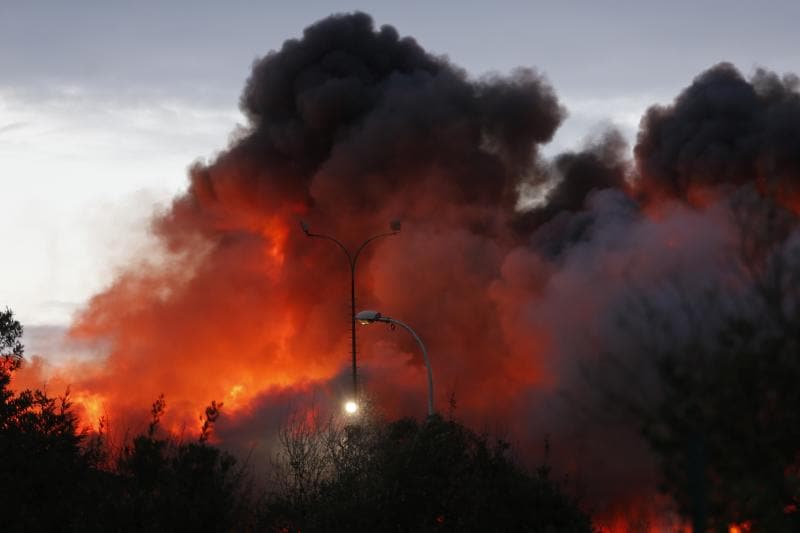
263, 413, 591, 532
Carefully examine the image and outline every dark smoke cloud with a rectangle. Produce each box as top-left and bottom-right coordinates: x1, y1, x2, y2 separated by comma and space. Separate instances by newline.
514, 129, 631, 240
35, 10, 572, 447
527, 188, 639, 258
17, 11, 800, 527
186, 11, 564, 225
635, 62, 800, 200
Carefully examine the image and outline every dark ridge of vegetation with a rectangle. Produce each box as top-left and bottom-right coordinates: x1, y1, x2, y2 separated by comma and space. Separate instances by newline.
584, 195, 800, 532
262, 410, 591, 532
0, 308, 589, 532
1, 318, 251, 531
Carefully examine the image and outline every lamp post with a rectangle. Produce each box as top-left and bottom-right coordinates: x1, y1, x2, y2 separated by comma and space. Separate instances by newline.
300, 220, 400, 413
355, 310, 434, 417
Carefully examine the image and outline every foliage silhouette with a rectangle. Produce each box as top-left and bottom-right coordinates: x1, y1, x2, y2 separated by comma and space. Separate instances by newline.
593, 193, 800, 531
263, 410, 591, 532
0, 310, 251, 531
1, 309, 97, 531
2, 308, 587, 531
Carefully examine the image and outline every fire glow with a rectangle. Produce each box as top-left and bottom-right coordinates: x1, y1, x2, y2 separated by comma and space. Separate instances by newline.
12, 12, 800, 528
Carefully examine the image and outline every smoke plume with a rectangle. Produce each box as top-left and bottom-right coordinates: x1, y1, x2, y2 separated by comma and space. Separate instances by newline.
635, 62, 800, 206
14, 12, 800, 526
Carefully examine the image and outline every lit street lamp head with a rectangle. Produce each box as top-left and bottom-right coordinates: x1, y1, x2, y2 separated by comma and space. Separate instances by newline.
344, 400, 359, 415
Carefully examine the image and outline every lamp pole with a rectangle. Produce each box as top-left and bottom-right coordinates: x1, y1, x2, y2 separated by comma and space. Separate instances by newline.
300, 220, 400, 406
355, 310, 434, 417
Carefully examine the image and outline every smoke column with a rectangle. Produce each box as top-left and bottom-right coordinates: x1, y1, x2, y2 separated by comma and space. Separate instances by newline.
14, 12, 800, 526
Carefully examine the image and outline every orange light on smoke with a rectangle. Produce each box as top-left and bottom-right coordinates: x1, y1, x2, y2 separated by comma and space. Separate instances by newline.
71, 391, 106, 430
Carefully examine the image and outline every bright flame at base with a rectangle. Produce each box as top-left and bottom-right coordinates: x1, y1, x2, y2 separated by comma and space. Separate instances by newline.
344, 400, 359, 415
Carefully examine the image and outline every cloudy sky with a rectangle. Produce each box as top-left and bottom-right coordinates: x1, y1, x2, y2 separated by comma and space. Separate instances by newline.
2, 0, 798, 338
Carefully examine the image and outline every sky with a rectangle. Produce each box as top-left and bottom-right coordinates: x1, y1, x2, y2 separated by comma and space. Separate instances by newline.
2, 0, 799, 345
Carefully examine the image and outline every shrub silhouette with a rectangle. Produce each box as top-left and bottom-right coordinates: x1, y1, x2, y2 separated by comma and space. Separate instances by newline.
263, 413, 591, 532
1, 309, 96, 531
1, 309, 249, 531
2, 308, 587, 531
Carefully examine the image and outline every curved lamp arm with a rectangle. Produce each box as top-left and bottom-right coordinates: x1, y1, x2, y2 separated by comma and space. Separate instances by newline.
299, 226, 353, 265
355, 310, 434, 417
386, 317, 434, 418
300, 220, 400, 270
300, 220, 401, 405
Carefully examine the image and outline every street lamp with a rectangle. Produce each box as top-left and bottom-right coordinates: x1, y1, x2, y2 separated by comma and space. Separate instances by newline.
344, 400, 359, 415
355, 310, 434, 417
300, 220, 401, 414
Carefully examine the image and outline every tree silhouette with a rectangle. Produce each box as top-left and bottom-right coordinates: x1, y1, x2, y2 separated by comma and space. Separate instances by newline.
0, 309, 98, 531
1, 307, 590, 531
264, 412, 591, 532
112, 396, 250, 531
593, 193, 800, 530
0, 308, 23, 360
0, 309, 252, 531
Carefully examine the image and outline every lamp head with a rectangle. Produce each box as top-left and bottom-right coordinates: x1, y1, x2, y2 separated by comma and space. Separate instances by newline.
299, 220, 310, 235
356, 310, 382, 324
344, 400, 359, 415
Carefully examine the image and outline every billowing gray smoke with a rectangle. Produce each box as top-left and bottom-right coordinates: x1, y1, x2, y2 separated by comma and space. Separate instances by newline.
21, 12, 799, 526
180, 11, 564, 228
635, 62, 800, 198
